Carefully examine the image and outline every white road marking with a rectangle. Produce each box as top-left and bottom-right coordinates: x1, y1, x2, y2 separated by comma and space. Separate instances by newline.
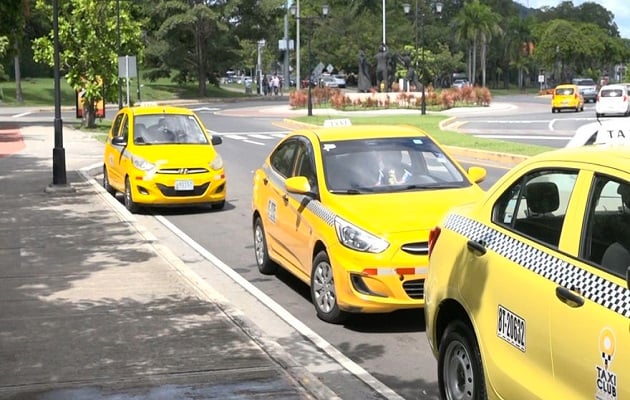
154, 216, 406, 400
192, 107, 221, 112
475, 134, 568, 141
12, 111, 32, 118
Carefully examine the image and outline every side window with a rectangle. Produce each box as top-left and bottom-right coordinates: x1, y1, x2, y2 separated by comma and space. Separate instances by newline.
492, 170, 578, 247
120, 116, 130, 141
270, 139, 299, 178
110, 113, 125, 138
583, 175, 630, 277
295, 142, 317, 189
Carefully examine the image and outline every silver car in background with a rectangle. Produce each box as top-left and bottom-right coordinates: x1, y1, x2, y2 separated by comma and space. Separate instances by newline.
572, 78, 598, 103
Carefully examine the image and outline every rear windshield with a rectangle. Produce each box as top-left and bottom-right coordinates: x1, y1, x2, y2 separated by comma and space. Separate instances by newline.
555, 87, 575, 95
574, 79, 596, 86
600, 89, 625, 97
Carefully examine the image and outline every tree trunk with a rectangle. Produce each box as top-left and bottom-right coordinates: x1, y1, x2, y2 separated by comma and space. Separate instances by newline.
84, 99, 97, 129
471, 38, 477, 86
14, 46, 23, 103
481, 40, 487, 87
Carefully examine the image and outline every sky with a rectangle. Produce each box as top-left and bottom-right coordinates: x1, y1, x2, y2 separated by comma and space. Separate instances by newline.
516, 0, 630, 39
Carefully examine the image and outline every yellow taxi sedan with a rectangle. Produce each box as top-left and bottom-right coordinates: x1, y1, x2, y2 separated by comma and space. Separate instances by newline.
103, 105, 226, 213
426, 142, 630, 399
251, 124, 487, 323
551, 83, 584, 113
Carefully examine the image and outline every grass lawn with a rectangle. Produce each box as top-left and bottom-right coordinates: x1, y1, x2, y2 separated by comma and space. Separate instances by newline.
291, 114, 552, 157
0, 77, 248, 107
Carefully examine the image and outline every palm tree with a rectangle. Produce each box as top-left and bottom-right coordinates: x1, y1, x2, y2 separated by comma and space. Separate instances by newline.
452, 0, 502, 87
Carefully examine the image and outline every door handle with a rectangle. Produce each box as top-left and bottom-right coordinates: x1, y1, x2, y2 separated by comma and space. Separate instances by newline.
555, 286, 584, 308
467, 240, 487, 256
263, 177, 269, 185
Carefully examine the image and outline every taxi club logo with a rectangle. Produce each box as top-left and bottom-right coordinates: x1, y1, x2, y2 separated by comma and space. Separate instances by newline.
595, 327, 617, 400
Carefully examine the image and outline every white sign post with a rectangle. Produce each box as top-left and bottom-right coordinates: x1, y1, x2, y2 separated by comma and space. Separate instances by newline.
118, 55, 137, 105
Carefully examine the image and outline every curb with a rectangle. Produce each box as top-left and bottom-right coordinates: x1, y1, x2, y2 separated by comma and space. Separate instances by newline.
78, 163, 342, 400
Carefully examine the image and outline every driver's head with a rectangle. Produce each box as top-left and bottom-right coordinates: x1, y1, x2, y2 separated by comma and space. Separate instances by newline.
618, 184, 630, 209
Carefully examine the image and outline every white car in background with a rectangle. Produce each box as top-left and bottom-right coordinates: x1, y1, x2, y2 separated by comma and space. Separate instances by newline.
595, 84, 630, 117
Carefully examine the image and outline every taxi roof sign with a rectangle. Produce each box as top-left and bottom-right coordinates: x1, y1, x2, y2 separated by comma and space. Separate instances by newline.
594, 120, 630, 145
323, 118, 352, 127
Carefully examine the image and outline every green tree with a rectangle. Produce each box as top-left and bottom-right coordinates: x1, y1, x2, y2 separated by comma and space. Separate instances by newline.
0, 0, 30, 102
32, 0, 143, 127
452, 0, 501, 87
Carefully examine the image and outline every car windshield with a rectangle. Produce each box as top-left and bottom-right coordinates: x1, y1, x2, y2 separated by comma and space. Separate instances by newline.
576, 79, 596, 86
321, 136, 469, 193
133, 114, 209, 145
600, 88, 624, 97
556, 87, 575, 95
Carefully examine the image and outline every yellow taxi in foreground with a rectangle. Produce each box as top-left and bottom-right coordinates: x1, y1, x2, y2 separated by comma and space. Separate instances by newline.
251, 124, 487, 323
103, 105, 226, 213
425, 142, 630, 399
551, 83, 584, 113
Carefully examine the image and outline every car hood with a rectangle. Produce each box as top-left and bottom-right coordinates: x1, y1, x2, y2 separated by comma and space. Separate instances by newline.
132, 144, 218, 167
323, 186, 484, 234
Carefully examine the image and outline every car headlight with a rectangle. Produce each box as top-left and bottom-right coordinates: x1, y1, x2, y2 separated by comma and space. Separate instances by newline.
210, 154, 223, 170
131, 155, 155, 171
334, 217, 389, 253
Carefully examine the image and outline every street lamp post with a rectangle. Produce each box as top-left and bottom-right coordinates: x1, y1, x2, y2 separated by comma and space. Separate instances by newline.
256, 39, 266, 95
290, 4, 330, 117
403, 1, 442, 115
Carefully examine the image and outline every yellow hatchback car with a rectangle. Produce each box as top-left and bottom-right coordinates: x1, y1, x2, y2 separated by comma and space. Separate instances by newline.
426, 143, 630, 399
251, 124, 487, 323
103, 105, 226, 213
551, 83, 584, 113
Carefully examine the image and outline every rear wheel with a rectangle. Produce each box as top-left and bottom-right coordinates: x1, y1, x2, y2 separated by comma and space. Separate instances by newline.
311, 251, 345, 323
438, 321, 487, 400
124, 176, 140, 213
253, 216, 277, 275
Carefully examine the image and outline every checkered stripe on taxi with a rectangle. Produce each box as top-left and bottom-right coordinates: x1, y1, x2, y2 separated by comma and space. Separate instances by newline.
444, 213, 630, 318
305, 200, 336, 226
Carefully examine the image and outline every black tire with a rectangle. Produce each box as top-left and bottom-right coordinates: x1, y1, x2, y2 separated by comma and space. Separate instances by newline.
253, 216, 277, 275
211, 200, 225, 210
551, 108, 555, 113
438, 321, 487, 400
311, 251, 345, 323
102, 166, 116, 196
124, 176, 140, 214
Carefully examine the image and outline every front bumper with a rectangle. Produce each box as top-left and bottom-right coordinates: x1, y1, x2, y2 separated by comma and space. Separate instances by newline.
329, 245, 428, 314
129, 172, 226, 206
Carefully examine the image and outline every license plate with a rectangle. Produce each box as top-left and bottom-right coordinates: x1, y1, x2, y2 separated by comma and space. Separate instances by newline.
174, 179, 194, 191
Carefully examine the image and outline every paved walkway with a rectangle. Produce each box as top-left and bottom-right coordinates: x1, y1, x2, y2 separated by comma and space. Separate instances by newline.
0, 124, 347, 400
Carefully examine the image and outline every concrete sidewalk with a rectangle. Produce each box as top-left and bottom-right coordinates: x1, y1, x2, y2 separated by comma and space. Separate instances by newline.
0, 124, 344, 400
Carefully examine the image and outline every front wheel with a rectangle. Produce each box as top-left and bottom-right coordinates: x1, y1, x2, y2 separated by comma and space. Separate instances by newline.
103, 166, 116, 196
124, 176, 140, 214
438, 321, 487, 400
311, 251, 345, 324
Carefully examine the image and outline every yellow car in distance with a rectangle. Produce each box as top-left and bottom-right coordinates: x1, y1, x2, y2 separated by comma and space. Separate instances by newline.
426, 142, 630, 399
251, 124, 487, 323
551, 83, 584, 113
103, 105, 226, 213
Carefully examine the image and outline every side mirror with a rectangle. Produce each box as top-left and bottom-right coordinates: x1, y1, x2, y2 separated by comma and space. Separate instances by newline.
111, 136, 126, 146
211, 135, 223, 145
285, 176, 312, 195
468, 166, 487, 184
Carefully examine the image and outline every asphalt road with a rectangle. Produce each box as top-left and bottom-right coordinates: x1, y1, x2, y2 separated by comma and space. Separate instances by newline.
1, 94, 586, 399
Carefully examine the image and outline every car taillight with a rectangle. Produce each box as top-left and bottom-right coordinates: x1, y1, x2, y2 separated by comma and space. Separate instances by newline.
428, 226, 441, 258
